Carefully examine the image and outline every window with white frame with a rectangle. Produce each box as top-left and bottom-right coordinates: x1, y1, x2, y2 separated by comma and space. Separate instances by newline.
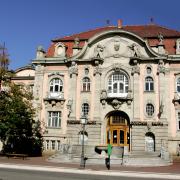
177, 112, 180, 130
177, 77, 180, 93
108, 72, 128, 97
146, 103, 154, 117
145, 77, 154, 91
49, 78, 63, 97
82, 103, 89, 116
48, 111, 61, 128
82, 77, 90, 92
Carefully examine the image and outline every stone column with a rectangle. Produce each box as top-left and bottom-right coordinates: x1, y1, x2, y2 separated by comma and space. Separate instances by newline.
157, 60, 166, 120
131, 61, 140, 121
93, 62, 102, 121
68, 61, 78, 120
33, 64, 44, 122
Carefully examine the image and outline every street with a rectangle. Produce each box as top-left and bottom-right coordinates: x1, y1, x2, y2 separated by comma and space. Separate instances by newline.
0, 168, 176, 180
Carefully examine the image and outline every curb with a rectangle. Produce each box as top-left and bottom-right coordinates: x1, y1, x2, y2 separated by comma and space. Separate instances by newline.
0, 163, 180, 179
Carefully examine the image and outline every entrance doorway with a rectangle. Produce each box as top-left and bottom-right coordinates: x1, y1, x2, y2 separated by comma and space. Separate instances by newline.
106, 111, 130, 148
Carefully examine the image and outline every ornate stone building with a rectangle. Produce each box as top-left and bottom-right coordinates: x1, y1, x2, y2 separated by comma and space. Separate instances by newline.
13, 21, 180, 160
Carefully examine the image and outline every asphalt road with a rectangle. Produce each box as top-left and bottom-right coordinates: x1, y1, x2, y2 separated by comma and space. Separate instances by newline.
0, 168, 171, 180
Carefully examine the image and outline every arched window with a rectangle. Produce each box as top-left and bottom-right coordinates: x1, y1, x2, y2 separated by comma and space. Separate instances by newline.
82, 103, 89, 116
145, 77, 154, 91
108, 72, 128, 97
177, 77, 180, 93
50, 78, 63, 93
146, 103, 154, 117
49, 78, 63, 98
82, 77, 90, 92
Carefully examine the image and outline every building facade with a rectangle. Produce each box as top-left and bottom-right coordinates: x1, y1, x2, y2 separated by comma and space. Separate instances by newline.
13, 22, 180, 157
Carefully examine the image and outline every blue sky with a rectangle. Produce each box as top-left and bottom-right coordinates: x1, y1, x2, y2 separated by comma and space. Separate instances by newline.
1, 0, 180, 70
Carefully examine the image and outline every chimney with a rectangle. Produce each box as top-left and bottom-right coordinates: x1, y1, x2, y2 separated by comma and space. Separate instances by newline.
117, 19, 122, 28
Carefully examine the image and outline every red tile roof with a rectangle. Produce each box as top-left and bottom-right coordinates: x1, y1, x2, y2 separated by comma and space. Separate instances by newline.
46, 24, 180, 57
52, 24, 180, 42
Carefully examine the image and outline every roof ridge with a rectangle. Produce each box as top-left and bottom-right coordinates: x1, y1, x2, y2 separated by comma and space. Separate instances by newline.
53, 25, 116, 41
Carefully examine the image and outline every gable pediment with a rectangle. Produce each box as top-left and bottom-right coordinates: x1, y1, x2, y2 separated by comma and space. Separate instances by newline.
70, 29, 166, 61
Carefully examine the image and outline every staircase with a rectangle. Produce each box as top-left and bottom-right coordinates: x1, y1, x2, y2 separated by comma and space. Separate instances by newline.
48, 145, 172, 166
123, 151, 172, 166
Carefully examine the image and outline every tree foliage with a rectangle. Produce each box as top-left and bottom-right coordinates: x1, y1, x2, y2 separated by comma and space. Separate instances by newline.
0, 82, 43, 156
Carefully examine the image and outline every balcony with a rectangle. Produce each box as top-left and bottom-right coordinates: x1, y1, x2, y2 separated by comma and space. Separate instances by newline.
100, 89, 133, 109
44, 92, 65, 107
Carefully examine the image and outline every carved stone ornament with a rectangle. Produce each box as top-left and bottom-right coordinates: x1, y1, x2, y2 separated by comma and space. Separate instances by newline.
158, 33, 164, 45
48, 72, 64, 77
157, 60, 166, 74
147, 121, 152, 131
69, 61, 78, 76
111, 99, 122, 109
93, 65, 102, 76
114, 39, 120, 51
100, 89, 133, 109
131, 65, 140, 75
66, 99, 73, 117
112, 63, 121, 72
94, 44, 104, 58
128, 43, 141, 57
173, 92, 180, 105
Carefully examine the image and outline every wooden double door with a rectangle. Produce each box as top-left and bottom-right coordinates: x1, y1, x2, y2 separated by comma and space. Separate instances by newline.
106, 112, 130, 147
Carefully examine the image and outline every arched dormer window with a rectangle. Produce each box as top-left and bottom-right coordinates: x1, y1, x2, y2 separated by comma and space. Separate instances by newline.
176, 39, 180, 54
49, 78, 63, 97
54, 43, 66, 57
82, 77, 90, 92
177, 77, 180, 93
145, 77, 154, 91
108, 72, 128, 97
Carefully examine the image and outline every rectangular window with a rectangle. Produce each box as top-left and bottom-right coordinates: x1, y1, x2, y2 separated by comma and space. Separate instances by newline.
46, 140, 49, 150
48, 111, 61, 128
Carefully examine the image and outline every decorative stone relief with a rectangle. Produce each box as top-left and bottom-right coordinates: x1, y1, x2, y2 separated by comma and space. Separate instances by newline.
128, 43, 142, 57
131, 59, 140, 75
36, 45, 46, 59
147, 121, 152, 131
66, 99, 73, 117
173, 92, 180, 105
157, 60, 166, 74
48, 72, 64, 77
93, 64, 102, 76
111, 99, 122, 109
44, 99, 65, 109
158, 33, 164, 45
114, 39, 120, 51
74, 37, 80, 48
69, 61, 78, 76
93, 44, 104, 58
100, 90, 133, 109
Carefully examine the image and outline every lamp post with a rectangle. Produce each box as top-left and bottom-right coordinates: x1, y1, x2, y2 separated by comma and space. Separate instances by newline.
80, 115, 87, 169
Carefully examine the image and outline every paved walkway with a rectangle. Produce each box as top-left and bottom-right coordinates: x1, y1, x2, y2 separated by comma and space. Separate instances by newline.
0, 156, 180, 179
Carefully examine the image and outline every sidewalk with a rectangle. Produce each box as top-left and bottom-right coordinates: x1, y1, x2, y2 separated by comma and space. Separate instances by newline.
0, 155, 180, 174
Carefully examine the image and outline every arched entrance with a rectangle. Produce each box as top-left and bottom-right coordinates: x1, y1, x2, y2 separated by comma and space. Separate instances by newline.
106, 111, 130, 148
145, 132, 155, 152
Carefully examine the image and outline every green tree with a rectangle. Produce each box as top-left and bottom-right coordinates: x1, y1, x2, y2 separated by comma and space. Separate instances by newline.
0, 83, 43, 156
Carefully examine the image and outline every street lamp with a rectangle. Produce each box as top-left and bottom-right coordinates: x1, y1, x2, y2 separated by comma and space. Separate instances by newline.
80, 115, 87, 169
